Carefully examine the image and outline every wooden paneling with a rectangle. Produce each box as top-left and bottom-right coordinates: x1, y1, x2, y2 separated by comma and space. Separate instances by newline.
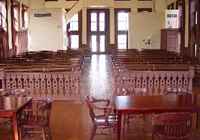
166, 0, 185, 55
137, 8, 152, 12
161, 29, 180, 53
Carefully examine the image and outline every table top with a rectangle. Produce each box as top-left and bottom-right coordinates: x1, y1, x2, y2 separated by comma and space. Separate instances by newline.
0, 96, 32, 113
114, 95, 200, 113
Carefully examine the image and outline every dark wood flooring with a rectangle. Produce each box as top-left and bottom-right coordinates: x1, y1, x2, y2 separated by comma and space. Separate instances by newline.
1, 54, 200, 140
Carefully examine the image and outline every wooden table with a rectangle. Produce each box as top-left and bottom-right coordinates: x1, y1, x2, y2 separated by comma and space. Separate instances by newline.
0, 96, 32, 140
114, 95, 200, 140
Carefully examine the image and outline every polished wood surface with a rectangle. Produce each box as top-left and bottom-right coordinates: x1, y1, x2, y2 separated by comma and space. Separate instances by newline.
1, 55, 200, 140
114, 95, 200, 140
0, 96, 32, 140
115, 95, 200, 113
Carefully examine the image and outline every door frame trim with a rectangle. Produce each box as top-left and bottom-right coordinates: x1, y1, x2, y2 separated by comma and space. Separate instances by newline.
87, 8, 110, 54
114, 8, 131, 50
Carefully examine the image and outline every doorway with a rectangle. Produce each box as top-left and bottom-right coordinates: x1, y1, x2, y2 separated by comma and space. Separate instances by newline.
87, 9, 109, 54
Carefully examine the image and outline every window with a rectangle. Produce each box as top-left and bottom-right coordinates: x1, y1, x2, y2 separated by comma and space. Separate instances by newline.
91, 13, 97, 31
115, 9, 130, 49
69, 14, 78, 31
67, 12, 82, 50
0, 1, 7, 30
12, 2, 20, 31
14, 8, 19, 30
22, 4, 29, 29
70, 35, 79, 49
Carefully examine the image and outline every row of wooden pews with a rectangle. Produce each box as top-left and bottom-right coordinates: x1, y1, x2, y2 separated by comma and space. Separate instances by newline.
111, 49, 195, 96
0, 50, 83, 101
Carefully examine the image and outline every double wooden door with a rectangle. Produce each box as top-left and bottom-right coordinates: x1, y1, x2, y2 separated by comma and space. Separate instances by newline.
87, 9, 109, 54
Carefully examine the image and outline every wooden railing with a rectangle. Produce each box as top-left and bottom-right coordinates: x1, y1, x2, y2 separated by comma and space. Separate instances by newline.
111, 49, 195, 95
0, 68, 81, 101
194, 64, 200, 86
113, 67, 194, 96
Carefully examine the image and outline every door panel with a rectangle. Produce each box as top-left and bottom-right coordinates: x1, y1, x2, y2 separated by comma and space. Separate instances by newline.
91, 13, 97, 31
91, 35, 97, 52
99, 12, 105, 32
100, 35, 105, 52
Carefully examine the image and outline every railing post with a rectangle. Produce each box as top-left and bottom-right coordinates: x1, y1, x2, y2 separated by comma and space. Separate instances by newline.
189, 66, 195, 94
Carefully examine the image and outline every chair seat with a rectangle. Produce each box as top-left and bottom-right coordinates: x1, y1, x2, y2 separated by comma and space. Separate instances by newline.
21, 116, 48, 125
22, 122, 48, 128
152, 113, 192, 140
19, 99, 52, 140
94, 114, 118, 127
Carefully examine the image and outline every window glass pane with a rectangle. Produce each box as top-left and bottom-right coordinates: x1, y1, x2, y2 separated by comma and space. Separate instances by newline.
91, 35, 97, 52
190, 1, 196, 27
0, 2, 6, 30
71, 14, 78, 22
14, 8, 19, 30
100, 35, 105, 52
99, 12, 105, 31
195, 44, 197, 57
24, 11, 28, 28
195, 11, 198, 25
91, 12, 97, 31
118, 34, 127, 49
71, 35, 79, 49
118, 12, 129, 31
69, 14, 79, 31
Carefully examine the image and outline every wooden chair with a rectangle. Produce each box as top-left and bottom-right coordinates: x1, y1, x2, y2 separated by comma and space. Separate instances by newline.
152, 112, 193, 140
125, 88, 149, 132
85, 96, 117, 140
19, 98, 53, 140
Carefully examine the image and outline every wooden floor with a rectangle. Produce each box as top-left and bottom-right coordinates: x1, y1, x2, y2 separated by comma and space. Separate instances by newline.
1, 54, 200, 140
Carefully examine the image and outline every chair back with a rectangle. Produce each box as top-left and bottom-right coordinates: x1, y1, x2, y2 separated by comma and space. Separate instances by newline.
153, 112, 192, 139
85, 96, 96, 123
21, 98, 53, 126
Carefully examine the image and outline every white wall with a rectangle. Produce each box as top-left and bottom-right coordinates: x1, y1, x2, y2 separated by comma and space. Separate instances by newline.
131, 12, 162, 49
28, 0, 167, 51
29, 8, 64, 51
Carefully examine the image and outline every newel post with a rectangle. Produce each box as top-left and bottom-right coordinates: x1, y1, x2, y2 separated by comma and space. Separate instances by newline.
189, 66, 195, 94
0, 68, 5, 89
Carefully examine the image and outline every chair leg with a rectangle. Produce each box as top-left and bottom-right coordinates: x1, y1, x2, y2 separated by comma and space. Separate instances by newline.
18, 127, 22, 140
42, 128, 46, 140
44, 127, 52, 140
123, 114, 127, 138
90, 125, 97, 140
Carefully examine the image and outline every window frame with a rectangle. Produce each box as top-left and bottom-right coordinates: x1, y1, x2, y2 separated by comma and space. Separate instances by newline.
22, 4, 29, 29
67, 11, 82, 50
115, 8, 131, 50
0, 1, 7, 31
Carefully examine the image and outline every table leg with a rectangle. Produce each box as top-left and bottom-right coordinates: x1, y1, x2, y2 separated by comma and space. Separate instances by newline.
117, 111, 122, 140
12, 114, 19, 140
196, 112, 199, 129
